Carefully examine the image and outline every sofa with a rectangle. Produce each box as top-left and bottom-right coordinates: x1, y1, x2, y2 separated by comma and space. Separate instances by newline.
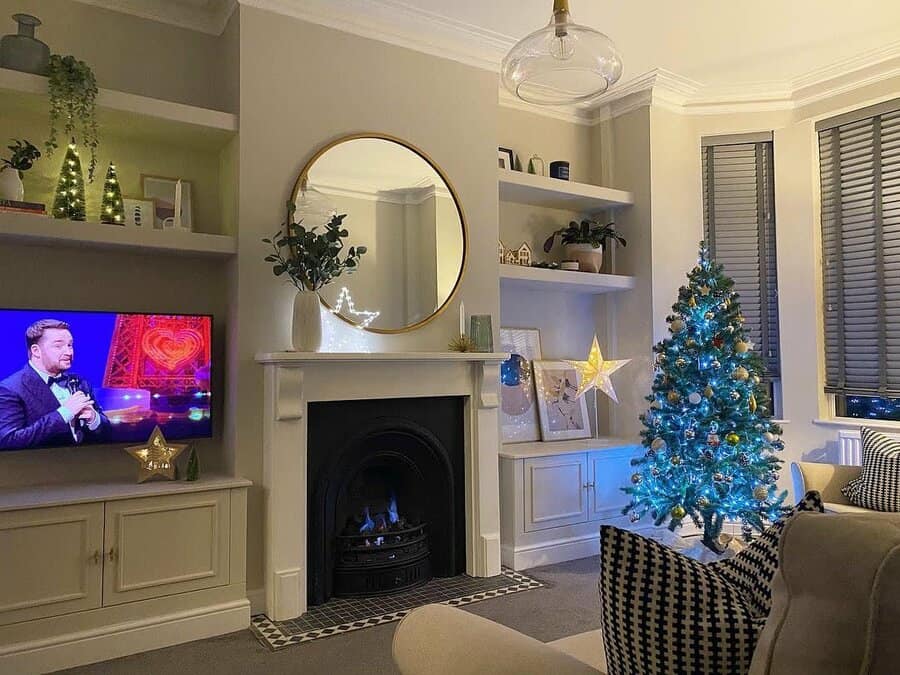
392, 512, 900, 675
791, 461, 871, 513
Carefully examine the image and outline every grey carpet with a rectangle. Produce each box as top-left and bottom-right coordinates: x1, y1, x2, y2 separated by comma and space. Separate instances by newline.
60, 556, 603, 674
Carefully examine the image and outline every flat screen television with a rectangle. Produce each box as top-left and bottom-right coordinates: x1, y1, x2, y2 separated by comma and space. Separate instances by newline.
0, 310, 213, 451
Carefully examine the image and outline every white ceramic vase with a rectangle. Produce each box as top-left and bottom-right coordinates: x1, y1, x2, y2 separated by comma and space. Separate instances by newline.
564, 243, 603, 273
292, 289, 322, 352
0, 167, 24, 202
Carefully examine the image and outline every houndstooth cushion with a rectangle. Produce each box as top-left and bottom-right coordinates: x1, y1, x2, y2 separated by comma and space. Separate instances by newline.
599, 526, 763, 675
598, 491, 824, 675
842, 427, 900, 511
709, 490, 824, 618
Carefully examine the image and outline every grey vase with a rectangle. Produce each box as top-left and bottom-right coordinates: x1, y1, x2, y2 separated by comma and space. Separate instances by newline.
0, 14, 50, 75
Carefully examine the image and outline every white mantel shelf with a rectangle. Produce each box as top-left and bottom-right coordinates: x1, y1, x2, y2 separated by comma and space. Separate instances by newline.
500, 437, 642, 459
255, 351, 509, 364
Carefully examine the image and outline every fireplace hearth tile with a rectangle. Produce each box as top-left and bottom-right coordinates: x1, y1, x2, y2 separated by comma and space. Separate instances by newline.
249, 568, 544, 650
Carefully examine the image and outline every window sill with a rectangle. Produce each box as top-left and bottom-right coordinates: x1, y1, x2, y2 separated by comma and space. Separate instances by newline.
813, 417, 900, 431
771, 419, 791, 425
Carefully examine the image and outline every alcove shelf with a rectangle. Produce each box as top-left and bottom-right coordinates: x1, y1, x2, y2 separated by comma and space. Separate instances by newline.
0, 211, 236, 257
500, 263, 635, 294
0, 67, 237, 151
498, 168, 633, 212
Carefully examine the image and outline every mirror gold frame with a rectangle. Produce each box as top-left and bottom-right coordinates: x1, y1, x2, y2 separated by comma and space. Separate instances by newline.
291, 132, 469, 335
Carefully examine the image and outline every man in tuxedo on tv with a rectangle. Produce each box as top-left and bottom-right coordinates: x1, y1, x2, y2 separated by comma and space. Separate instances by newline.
0, 319, 109, 451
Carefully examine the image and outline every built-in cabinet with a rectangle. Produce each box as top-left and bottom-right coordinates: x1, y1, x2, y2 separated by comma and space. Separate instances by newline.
500, 443, 642, 570
0, 477, 250, 674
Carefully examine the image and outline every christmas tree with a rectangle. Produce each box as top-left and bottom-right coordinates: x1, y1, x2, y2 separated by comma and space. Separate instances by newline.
100, 161, 124, 224
624, 242, 786, 551
52, 141, 86, 221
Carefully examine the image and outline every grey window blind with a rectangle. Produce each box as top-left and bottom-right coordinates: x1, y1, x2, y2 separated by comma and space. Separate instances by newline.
702, 137, 781, 378
818, 100, 900, 396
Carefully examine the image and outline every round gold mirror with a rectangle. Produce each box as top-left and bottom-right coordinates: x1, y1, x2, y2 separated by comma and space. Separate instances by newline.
291, 134, 468, 334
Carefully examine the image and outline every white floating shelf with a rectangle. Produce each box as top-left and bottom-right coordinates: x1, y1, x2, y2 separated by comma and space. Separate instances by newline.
499, 169, 633, 212
0, 67, 237, 151
0, 211, 236, 257
500, 437, 642, 459
500, 264, 635, 294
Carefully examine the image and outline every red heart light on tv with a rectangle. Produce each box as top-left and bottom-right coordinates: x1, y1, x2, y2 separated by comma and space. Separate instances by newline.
141, 328, 203, 372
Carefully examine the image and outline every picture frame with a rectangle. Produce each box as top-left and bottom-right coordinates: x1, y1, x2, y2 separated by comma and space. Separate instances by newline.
533, 360, 592, 441
141, 175, 193, 231
122, 198, 155, 228
498, 147, 515, 171
500, 328, 543, 443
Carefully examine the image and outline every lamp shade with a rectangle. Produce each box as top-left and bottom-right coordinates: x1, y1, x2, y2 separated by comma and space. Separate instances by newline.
501, 0, 622, 105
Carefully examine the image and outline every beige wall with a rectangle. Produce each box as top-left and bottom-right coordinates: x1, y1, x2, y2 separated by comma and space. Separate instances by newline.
234, 6, 499, 592
0, 0, 232, 111
498, 107, 593, 182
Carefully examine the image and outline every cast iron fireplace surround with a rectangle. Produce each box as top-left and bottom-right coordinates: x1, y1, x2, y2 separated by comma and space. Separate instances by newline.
306, 397, 466, 605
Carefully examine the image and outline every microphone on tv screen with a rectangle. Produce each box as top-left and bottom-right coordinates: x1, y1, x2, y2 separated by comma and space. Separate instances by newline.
66, 376, 88, 430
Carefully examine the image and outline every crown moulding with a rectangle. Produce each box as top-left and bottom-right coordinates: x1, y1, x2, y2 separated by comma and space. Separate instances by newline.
72, 0, 900, 123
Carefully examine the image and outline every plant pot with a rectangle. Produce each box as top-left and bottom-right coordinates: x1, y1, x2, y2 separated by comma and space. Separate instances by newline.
292, 289, 322, 352
0, 167, 24, 201
564, 243, 603, 273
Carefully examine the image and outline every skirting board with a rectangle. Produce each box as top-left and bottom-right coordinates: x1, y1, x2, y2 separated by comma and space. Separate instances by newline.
0, 599, 250, 674
502, 534, 602, 571
247, 587, 266, 616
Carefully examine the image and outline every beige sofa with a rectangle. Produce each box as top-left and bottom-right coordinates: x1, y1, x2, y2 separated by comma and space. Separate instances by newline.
392, 512, 900, 675
791, 461, 871, 513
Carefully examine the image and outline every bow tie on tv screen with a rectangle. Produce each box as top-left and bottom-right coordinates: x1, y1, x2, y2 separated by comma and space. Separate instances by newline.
47, 374, 69, 388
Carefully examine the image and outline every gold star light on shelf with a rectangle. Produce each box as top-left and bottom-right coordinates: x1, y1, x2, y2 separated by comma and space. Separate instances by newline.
566, 335, 631, 402
125, 425, 188, 483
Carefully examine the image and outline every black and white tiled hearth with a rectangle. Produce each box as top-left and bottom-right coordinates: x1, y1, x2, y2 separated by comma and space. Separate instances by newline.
250, 568, 544, 650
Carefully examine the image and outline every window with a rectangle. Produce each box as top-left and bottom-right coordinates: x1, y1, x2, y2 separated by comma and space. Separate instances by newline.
701, 134, 782, 409
818, 99, 900, 420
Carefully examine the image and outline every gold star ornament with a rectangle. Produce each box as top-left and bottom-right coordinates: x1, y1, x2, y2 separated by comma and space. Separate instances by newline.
126, 426, 188, 483
566, 335, 631, 402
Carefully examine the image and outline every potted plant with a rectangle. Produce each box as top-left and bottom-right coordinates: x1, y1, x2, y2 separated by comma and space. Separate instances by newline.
263, 202, 367, 351
542, 219, 627, 273
46, 54, 99, 181
0, 139, 40, 201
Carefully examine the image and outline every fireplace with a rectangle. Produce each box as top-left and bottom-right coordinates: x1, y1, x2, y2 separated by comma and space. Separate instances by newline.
307, 397, 466, 605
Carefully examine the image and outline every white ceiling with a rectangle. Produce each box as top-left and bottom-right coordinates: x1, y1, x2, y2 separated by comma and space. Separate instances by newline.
83, 0, 900, 104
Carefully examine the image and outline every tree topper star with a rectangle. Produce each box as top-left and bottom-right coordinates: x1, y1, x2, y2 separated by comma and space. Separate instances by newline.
566, 335, 631, 402
126, 425, 188, 483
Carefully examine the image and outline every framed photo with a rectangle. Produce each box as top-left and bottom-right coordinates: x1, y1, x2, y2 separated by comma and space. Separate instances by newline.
122, 198, 155, 228
141, 175, 193, 231
499, 328, 542, 443
533, 360, 592, 441
498, 147, 515, 171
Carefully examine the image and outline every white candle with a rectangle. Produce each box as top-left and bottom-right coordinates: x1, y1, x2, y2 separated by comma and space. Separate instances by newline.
173, 179, 183, 229
459, 301, 466, 337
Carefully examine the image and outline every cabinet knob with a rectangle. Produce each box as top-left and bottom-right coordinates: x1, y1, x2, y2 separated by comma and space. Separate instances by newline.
108, 547, 117, 562
583, 482, 596, 489
90, 550, 101, 566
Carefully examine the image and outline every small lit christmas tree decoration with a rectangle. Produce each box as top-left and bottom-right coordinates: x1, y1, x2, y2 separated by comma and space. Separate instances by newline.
51, 140, 86, 221
623, 242, 787, 552
100, 161, 124, 224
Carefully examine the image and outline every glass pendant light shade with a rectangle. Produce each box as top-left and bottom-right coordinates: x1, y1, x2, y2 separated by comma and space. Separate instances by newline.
294, 177, 336, 227
501, 0, 622, 105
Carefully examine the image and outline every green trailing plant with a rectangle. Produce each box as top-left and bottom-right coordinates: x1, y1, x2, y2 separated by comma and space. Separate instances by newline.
263, 202, 367, 291
543, 219, 627, 253
46, 54, 99, 181
1, 139, 41, 175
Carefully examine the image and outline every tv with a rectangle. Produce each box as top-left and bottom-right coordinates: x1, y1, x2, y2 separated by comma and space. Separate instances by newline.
0, 310, 213, 451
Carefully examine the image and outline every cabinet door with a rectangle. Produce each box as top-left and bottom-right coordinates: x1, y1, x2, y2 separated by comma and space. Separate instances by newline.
524, 454, 589, 532
0, 503, 103, 625
589, 448, 642, 521
103, 490, 230, 606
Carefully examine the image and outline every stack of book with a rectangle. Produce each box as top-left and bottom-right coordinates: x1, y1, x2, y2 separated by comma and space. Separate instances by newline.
0, 199, 47, 216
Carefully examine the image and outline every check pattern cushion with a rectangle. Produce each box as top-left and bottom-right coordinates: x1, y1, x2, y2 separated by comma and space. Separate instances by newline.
842, 427, 900, 511
598, 491, 824, 675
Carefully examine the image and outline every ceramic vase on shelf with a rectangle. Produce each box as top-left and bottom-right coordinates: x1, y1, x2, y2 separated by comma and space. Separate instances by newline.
564, 243, 603, 273
292, 289, 322, 352
0, 14, 50, 75
0, 166, 24, 201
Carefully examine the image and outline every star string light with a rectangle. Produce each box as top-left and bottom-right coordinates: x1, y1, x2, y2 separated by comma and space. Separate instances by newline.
566, 334, 631, 402
330, 286, 380, 329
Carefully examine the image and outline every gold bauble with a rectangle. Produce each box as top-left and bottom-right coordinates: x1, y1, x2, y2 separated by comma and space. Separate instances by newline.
725, 432, 740, 445
751, 375, 761, 385
688, 296, 697, 308
651, 437, 667, 451
671, 505, 687, 519
749, 394, 758, 413
735, 340, 750, 354
631, 473, 643, 485
667, 391, 681, 404
703, 386, 714, 398
732, 366, 749, 381
670, 319, 685, 333
753, 486, 769, 501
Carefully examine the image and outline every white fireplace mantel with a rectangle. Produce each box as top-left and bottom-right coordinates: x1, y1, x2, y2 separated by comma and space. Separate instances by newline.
255, 351, 508, 620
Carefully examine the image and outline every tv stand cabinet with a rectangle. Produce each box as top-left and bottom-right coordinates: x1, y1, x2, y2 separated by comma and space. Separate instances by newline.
0, 475, 250, 673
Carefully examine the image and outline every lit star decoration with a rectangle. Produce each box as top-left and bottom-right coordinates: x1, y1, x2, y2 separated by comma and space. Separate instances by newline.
565, 335, 631, 402
330, 286, 380, 329
125, 425, 188, 483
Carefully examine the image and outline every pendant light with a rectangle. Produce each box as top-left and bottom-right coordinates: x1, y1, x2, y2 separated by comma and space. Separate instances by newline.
501, 0, 623, 105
